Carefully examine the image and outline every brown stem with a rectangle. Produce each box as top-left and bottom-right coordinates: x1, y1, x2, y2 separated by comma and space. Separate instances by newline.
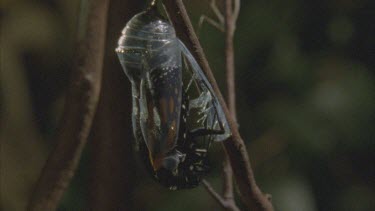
27, 0, 109, 210
222, 155, 236, 205
202, 180, 240, 211
223, 0, 236, 205
225, 0, 236, 121
162, 0, 273, 210
202, 180, 229, 209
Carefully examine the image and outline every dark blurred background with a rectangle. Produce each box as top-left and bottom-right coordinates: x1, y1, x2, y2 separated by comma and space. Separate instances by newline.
1, 0, 374, 210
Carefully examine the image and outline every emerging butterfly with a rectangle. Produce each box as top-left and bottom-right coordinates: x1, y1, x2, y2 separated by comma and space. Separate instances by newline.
116, 5, 230, 190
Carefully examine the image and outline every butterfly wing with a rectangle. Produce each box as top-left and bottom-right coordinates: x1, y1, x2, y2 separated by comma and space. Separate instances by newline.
178, 39, 231, 142
137, 54, 183, 170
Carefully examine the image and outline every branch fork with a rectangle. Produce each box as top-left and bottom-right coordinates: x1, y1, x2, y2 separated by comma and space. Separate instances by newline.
163, 0, 274, 210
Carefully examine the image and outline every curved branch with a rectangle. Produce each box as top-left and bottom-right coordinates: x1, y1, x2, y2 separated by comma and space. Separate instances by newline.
27, 0, 110, 210
162, 0, 274, 210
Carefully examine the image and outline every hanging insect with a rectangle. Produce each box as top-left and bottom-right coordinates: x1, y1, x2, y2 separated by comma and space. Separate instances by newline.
116, 4, 230, 190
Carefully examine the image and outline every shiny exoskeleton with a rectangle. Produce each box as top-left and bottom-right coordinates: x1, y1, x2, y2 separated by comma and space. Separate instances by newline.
116, 6, 230, 189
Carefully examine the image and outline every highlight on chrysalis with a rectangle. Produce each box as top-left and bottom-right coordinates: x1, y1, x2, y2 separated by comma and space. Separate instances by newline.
115, 2, 230, 190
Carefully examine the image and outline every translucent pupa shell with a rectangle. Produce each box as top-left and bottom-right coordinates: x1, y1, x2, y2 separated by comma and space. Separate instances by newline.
116, 7, 230, 189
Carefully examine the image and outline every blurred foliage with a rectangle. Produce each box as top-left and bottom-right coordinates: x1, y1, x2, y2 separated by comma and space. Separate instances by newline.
1, 0, 375, 210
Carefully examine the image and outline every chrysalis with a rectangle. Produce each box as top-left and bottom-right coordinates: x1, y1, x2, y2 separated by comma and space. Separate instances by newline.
116, 6, 230, 189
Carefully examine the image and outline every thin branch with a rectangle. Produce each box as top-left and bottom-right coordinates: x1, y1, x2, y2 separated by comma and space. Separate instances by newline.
162, 0, 274, 210
197, 0, 225, 35
222, 155, 235, 202
202, 180, 240, 211
210, 0, 224, 25
198, 15, 224, 34
225, 0, 236, 122
197, 1, 237, 207
223, 0, 237, 208
27, 0, 110, 210
201, 157, 237, 211
232, 0, 241, 30
202, 180, 229, 210
197, 0, 225, 36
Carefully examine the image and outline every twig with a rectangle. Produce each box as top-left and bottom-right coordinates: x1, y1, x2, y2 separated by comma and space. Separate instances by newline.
222, 0, 237, 209
197, 0, 225, 35
27, 0, 109, 210
202, 180, 240, 211
197, 1, 238, 209
202, 180, 229, 210
198, 15, 224, 34
222, 155, 237, 208
232, 0, 240, 30
225, 0, 236, 119
162, 0, 274, 210
210, 0, 224, 24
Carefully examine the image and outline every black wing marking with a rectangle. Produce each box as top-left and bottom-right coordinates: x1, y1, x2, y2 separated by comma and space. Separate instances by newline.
138, 64, 183, 170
